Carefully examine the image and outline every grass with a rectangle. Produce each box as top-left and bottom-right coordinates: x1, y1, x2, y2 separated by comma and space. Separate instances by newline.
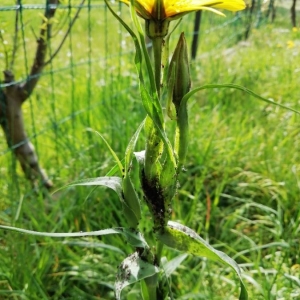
1, 1, 300, 299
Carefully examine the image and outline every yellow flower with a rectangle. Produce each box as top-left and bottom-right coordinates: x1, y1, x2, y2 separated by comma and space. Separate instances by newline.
121, 0, 246, 20
287, 40, 295, 49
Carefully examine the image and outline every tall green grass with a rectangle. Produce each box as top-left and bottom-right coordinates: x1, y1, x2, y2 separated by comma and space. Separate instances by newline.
0, 2, 299, 299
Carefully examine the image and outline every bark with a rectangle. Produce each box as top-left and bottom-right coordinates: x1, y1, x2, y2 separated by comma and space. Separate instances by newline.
0, 0, 58, 189
1, 0, 85, 189
291, 0, 297, 28
1, 71, 53, 188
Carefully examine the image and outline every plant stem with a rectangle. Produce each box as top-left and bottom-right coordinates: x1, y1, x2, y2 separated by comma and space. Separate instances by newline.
156, 240, 164, 265
144, 274, 158, 300
175, 102, 189, 175
152, 37, 163, 98
143, 30, 165, 300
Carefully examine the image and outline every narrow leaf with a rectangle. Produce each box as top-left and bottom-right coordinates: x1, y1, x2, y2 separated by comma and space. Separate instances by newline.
140, 279, 150, 300
124, 119, 146, 174
105, 161, 124, 176
182, 83, 300, 115
105, 0, 144, 85
52, 176, 140, 227
162, 253, 188, 278
93, 130, 124, 175
53, 176, 123, 199
115, 252, 159, 300
0, 225, 148, 248
129, 0, 156, 93
61, 240, 125, 254
158, 221, 248, 300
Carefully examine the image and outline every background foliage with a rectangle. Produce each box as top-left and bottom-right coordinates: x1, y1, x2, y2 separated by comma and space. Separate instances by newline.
0, 0, 299, 299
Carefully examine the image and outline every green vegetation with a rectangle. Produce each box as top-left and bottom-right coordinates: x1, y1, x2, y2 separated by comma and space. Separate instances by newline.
0, 1, 299, 299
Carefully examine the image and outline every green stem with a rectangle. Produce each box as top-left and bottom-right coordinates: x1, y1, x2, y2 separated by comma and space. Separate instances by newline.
156, 240, 164, 265
152, 37, 163, 98
144, 116, 163, 181
142, 242, 164, 300
175, 103, 189, 175
144, 274, 158, 300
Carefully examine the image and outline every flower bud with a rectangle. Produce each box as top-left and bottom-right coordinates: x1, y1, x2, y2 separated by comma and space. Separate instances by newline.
168, 33, 191, 113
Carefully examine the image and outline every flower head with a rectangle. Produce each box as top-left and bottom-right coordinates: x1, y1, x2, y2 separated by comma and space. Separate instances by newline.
121, 0, 246, 20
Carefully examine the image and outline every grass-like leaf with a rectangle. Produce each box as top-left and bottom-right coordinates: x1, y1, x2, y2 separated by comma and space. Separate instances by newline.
129, 0, 155, 93
0, 225, 148, 248
115, 251, 159, 300
182, 83, 300, 115
161, 253, 188, 278
52, 176, 123, 199
124, 119, 145, 175
93, 130, 124, 175
158, 221, 248, 300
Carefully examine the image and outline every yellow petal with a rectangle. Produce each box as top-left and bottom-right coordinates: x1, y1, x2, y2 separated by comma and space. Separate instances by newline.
165, 5, 225, 18
191, 0, 246, 11
164, 0, 245, 18
120, 0, 155, 18
120, 0, 245, 20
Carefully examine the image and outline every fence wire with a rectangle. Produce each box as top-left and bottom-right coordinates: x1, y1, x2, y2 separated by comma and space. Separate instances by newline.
0, 1, 283, 202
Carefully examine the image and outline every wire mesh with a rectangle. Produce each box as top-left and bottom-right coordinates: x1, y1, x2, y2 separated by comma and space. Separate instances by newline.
0, 1, 268, 203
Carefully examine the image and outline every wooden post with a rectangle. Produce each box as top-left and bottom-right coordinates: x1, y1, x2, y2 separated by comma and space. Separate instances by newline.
191, 11, 202, 60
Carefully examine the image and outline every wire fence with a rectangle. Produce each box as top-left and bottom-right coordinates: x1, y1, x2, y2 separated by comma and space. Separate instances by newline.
0, 0, 294, 203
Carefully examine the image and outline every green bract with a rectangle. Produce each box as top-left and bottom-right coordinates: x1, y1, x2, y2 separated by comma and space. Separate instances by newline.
168, 32, 191, 113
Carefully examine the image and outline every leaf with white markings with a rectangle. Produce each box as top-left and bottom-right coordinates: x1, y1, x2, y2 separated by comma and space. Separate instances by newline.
158, 221, 248, 300
53, 176, 123, 198
115, 252, 159, 300
0, 225, 148, 248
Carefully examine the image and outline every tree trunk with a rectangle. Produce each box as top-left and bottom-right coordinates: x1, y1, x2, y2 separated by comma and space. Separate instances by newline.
291, 0, 297, 28
0, 0, 59, 189
1, 71, 53, 189
1, 0, 84, 189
